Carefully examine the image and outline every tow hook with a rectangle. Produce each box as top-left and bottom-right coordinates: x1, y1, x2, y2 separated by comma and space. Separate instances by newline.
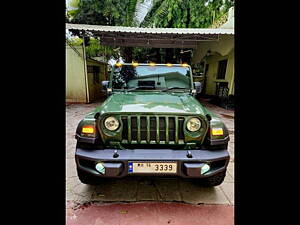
113, 149, 119, 158
186, 150, 193, 158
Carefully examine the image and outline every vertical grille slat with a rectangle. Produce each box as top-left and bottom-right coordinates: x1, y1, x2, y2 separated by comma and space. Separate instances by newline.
140, 116, 147, 142
156, 116, 160, 143
178, 117, 185, 140
175, 117, 179, 144
159, 117, 166, 142
137, 116, 141, 143
121, 115, 187, 145
168, 117, 175, 142
127, 116, 132, 143
121, 117, 128, 140
131, 117, 137, 141
146, 116, 150, 143
165, 116, 169, 143
150, 117, 156, 141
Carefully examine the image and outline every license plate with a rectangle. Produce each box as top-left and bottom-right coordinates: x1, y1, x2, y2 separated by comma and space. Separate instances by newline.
128, 162, 177, 174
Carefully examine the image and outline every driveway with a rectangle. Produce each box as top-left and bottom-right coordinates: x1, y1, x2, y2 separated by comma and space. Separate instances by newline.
66, 97, 234, 207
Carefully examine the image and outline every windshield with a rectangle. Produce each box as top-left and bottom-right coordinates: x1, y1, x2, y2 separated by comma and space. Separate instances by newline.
112, 65, 192, 91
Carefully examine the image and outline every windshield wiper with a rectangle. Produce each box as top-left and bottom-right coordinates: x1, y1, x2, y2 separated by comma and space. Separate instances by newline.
125, 86, 156, 92
161, 87, 187, 92
125, 87, 139, 92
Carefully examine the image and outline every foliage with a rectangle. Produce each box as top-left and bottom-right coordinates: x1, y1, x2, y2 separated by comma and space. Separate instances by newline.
69, 0, 80, 9
67, 37, 115, 59
125, 0, 138, 26
141, 0, 169, 27
69, 0, 137, 26
132, 47, 152, 62
66, 0, 234, 60
68, 0, 234, 28
67, 37, 83, 46
68, 0, 140, 59
141, 0, 234, 28
85, 38, 110, 58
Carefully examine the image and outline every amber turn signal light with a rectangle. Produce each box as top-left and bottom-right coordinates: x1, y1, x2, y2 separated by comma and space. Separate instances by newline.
211, 128, 224, 136
82, 126, 95, 134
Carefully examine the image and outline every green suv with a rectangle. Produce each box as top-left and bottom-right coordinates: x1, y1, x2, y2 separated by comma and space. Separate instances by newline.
75, 63, 230, 186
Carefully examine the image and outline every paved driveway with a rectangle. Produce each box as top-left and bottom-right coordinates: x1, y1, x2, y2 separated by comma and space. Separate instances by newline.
66, 98, 234, 207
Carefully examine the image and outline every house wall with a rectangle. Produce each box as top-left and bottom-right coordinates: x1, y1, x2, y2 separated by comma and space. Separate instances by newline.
192, 35, 234, 65
66, 44, 108, 103
191, 34, 234, 96
204, 49, 234, 96
66, 45, 87, 103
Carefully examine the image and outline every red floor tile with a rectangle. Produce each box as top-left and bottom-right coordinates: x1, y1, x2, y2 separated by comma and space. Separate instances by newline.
67, 202, 233, 225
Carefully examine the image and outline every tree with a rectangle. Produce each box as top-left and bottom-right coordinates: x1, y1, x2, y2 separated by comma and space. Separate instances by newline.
141, 0, 234, 28
66, 0, 234, 60
67, 0, 140, 60
68, 0, 234, 28
68, 0, 138, 26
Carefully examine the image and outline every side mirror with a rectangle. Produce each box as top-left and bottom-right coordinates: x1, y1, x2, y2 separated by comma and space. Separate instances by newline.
194, 82, 202, 94
101, 81, 109, 92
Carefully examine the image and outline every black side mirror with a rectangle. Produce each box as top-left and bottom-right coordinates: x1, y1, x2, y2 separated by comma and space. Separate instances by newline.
194, 82, 202, 94
101, 81, 109, 92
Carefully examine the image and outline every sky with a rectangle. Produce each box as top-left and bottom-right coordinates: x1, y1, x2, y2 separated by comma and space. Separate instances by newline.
66, 0, 76, 11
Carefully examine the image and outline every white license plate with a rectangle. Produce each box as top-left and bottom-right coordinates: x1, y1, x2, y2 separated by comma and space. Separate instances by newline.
128, 162, 177, 174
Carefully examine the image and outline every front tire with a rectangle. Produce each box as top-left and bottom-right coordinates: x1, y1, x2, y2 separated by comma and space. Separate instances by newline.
200, 170, 226, 187
77, 168, 102, 185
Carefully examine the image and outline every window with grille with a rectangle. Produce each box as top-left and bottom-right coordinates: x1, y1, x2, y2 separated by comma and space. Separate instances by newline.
217, 59, 227, 79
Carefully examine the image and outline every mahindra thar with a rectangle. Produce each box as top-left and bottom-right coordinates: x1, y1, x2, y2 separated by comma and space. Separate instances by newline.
75, 63, 230, 186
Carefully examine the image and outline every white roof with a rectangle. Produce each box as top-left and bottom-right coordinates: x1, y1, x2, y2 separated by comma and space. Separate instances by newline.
66, 23, 234, 35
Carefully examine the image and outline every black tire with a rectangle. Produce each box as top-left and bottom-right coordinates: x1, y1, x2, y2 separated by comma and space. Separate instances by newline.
77, 168, 102, 185
200, 170, 226, 187
206, 143, 228, 150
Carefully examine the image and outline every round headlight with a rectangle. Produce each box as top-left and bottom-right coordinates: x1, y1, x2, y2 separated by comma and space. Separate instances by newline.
186, 117, 201, 132
104, 116, 119, 131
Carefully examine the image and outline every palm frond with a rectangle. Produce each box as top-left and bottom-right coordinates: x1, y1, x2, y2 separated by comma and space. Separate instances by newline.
125, 0, 138, 26
141, 0, 169, 27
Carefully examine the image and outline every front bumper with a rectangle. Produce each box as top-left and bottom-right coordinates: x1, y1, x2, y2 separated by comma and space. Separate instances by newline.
75, 148, 230, 178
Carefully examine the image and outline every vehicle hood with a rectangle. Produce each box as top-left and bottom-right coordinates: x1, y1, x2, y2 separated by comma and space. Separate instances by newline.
94, 92, 208, 115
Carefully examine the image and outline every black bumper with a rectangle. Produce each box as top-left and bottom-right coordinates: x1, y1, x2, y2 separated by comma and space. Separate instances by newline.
75, 148, 230, 178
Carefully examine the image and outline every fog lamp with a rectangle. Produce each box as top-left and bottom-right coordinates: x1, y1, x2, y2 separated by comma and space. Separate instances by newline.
95, 162, 105, 174
201, 164, 210, 175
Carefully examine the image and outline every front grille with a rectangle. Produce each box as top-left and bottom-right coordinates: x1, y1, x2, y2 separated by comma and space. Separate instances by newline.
121, 115, 185, 144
